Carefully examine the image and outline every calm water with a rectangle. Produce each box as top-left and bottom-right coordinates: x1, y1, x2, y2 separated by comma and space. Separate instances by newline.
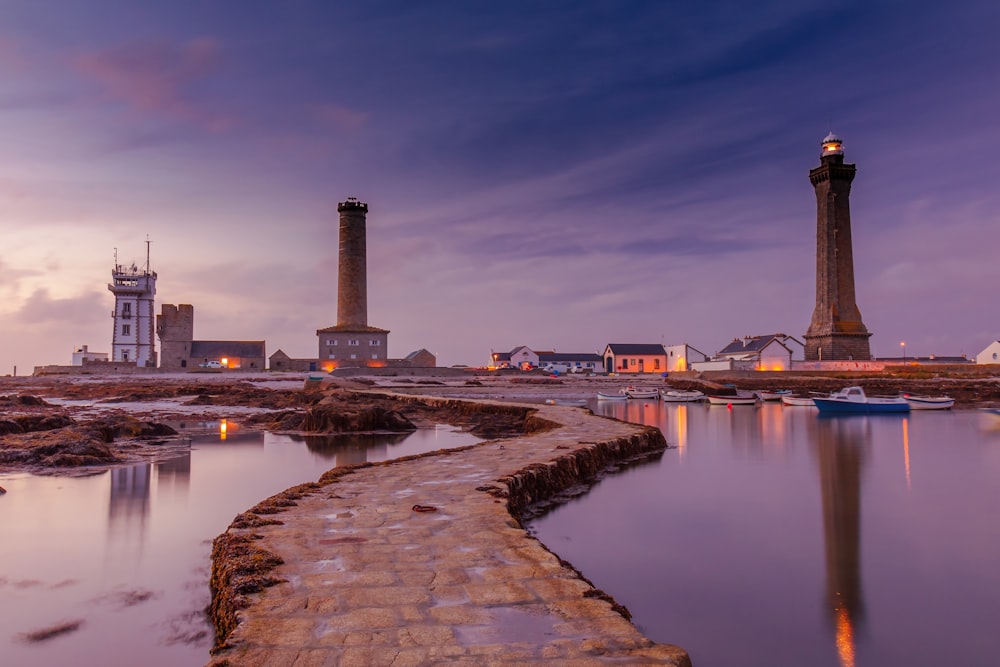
530, 401, 1000, 667
0, 422, 477, 666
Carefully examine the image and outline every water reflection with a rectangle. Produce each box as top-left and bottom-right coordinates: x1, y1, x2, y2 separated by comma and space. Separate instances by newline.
108, 465, 151, 541
0, 424, 478, 667
286, 432, 409, 465
810, 416, 869, 667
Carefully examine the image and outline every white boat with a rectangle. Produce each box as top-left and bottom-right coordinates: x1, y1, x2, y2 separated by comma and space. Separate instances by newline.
755, 390, 792, 401
903, 394, 954, 410
596, 391, 628, 401
781, 395, 816, 407
545, 398, 588, 407
660, 389, 705, 402
623, 386, 660, 399
813, 386, 909, 414
707, 391, 757, 406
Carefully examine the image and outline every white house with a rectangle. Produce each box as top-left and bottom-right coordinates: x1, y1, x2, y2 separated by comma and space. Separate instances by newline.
711, 333, 805, 371
72, 345, 108, 366
976, 340, 1000, 365
665, 344, 710, 372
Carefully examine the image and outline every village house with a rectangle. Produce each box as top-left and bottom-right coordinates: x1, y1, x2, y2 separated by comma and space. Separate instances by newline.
693, 333, 805, 372
664, 343, 710, 372
976, 341, 1000, 365
602, 343, 668, 375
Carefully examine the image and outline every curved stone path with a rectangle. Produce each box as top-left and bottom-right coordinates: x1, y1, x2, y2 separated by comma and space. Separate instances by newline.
209, 399, 691, 666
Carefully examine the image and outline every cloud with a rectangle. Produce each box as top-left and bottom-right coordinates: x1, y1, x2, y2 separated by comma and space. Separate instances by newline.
14, 288, 106, 324
73, 38, 236, 131
314, 103, 368, 131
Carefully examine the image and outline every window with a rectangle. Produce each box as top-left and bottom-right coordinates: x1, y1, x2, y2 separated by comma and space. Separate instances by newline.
630, 358, 636, 367
349, 340, 359, 346
328, 353, 336, 359
327, 339, 337, 346
654, 359, 661, 370
369, 339, 381, 346
122, 303, 131, 317
350, 353, 357, 359
371, 354, 379, 359
122, 324, 131, 336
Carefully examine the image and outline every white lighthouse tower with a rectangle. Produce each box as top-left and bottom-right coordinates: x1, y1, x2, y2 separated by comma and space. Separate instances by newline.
108, 240, 157, 367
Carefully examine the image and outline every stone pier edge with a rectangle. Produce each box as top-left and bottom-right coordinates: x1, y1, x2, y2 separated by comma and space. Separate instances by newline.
208, 393, 692, 665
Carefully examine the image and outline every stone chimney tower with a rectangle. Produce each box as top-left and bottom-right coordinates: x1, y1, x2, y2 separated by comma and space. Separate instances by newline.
337, 197, 368, 328
804, 133, 872, 361
316, 198, 389, 370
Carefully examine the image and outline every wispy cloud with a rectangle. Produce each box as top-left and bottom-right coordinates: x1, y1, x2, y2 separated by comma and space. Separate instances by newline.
73, 38, 236, 131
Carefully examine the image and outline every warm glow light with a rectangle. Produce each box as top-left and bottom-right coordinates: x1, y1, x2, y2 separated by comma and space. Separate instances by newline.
903, 417, 911, 490
219, 419, 228, 441
221, 357, 229, 368
322, 361, 337, 372
825, 142, 841, 151
835, 607, 856, 667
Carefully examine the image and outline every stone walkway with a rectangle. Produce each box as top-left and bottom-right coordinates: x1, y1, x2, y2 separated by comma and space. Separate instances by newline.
208, 400, 691, 666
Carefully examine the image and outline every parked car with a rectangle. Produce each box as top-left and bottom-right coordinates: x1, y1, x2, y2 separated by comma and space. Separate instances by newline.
200, 361, 223, 369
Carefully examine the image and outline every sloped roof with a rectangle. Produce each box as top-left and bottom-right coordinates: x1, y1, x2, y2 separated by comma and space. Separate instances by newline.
316, 325, 390, 334
191, 340, 265, 357
604, 343, 666, 355
718, 333, 801, 356
405, 349, 434, 361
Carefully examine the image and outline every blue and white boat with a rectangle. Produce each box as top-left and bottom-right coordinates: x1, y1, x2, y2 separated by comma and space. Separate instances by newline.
813, 386, 910, 414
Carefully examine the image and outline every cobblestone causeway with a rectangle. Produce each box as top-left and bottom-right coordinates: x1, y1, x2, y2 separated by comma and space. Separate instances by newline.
208, 399, 691, 666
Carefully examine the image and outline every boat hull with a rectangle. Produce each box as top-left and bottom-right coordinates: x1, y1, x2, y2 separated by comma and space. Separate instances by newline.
661, 390, 705, 402
781, 396, 816, 407
596, 392, 627, 401
707, 395, 757, 406
756, 390, 792, 401
813, 398, 909, 414
904, 396, 954, 410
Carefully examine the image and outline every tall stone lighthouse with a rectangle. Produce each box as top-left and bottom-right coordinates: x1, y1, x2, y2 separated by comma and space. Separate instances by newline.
804, 133, 872, 361
316, 198, 390, 369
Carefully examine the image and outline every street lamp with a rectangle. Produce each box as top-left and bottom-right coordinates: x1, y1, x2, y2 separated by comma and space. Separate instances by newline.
900, 341, 906, 362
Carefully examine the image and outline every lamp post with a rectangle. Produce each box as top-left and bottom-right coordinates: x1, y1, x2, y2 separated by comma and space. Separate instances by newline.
901, 341, 906, 363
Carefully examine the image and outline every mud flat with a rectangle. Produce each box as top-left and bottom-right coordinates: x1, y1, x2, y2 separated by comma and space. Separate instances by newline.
208, 395, 691, 666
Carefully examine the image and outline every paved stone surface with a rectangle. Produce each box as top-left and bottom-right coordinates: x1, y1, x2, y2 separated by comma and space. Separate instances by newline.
209, 399, 691, 666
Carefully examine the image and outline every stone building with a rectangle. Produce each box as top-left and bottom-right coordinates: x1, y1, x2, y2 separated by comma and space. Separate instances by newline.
157, 304, 265, 370
804, 133, 873, 361
316, 198, 390, 370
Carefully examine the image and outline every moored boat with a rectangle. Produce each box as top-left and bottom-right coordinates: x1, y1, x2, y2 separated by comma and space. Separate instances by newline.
781, 395, 816, 407
596, 391, 628, 401
622, 386, 660, 399
813, 386, 909, 414
706, 391, 757, 406
545, 398, 588, 407
903, 394, 955, 410
755, 389, 792, 401
660, 389, 705, 402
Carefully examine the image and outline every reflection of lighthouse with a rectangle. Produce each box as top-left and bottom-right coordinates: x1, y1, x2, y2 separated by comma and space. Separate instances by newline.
108, 464, 152, 542
813, 416, 869, 667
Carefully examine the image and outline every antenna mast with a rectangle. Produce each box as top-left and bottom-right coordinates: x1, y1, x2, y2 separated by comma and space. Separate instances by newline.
145, 235, 151, 275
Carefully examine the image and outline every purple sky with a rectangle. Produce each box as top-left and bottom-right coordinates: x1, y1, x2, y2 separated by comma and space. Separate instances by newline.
2, 1, 999, 373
